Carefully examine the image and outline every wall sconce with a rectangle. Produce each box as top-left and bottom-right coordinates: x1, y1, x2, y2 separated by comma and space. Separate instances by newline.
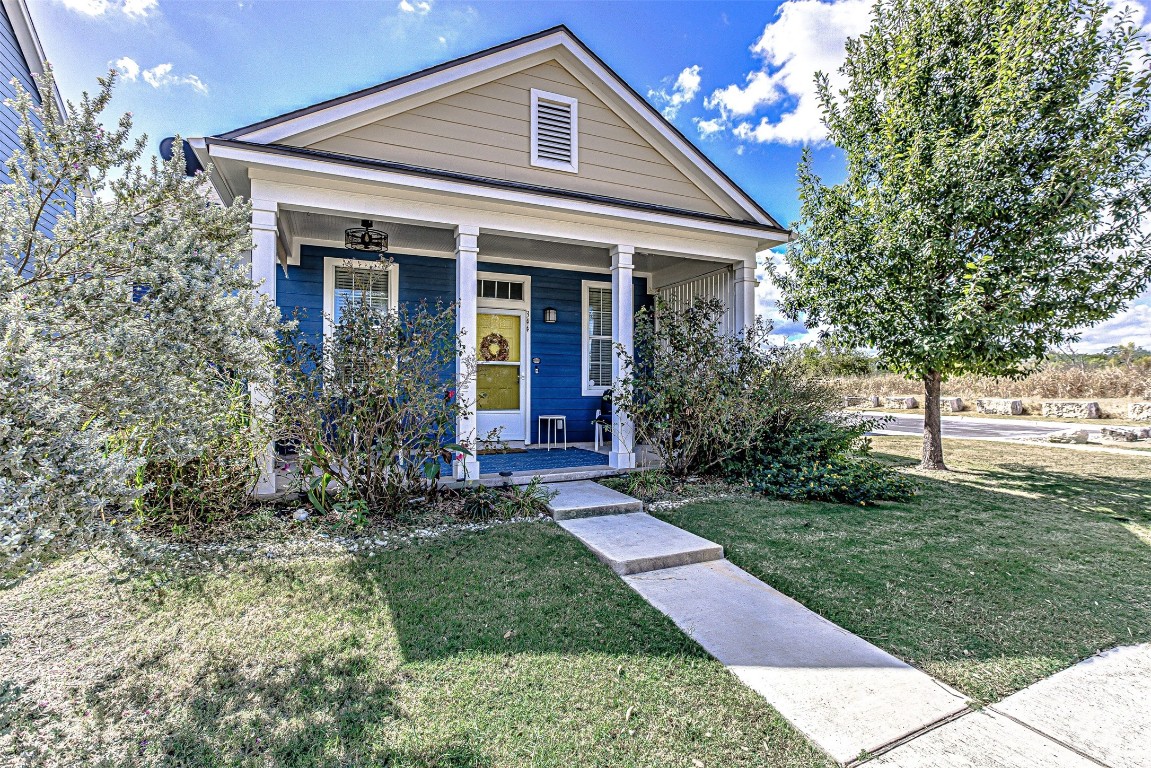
543, 307, 558, 323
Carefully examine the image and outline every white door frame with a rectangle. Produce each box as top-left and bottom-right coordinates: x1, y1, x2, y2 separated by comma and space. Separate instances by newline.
476, 272, 532, 444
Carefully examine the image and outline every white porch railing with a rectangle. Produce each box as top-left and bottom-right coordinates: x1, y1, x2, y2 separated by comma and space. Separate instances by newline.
655, 266, 736, 335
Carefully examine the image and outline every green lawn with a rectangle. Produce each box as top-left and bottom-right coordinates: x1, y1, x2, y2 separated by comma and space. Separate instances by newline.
654, 437, 1151, 703
0, 523, 830, 768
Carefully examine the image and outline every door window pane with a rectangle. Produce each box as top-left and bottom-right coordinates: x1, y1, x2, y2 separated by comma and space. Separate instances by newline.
477, 365, 520, 410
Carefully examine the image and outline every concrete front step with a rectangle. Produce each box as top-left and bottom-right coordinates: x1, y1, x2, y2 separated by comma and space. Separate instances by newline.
544, 480, 644, 520
557, 512, 724, 575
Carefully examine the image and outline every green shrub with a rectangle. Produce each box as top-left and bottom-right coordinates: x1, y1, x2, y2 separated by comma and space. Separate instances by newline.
460, 478, 556, 521
742, 422, 915, 505
614, 297, 912, 504
275, 297, 473, 518
125, 379, 263, 534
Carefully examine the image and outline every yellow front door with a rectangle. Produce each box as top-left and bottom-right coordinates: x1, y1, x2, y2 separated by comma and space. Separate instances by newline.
476, 312, 525, 441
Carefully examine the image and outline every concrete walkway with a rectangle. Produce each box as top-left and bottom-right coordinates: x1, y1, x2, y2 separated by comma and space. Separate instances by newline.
626, 559, 970, 763
545, 481, 1150, 767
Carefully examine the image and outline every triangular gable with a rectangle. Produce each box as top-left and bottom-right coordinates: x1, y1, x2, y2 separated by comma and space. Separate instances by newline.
220, 26, 779, 227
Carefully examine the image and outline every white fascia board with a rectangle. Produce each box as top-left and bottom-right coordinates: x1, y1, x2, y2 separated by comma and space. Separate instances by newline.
2, 0, 66, 117
186, 136, 240, 205
250, 175, 761, 265
217, 143, 781, 248
231, 34, 570, 146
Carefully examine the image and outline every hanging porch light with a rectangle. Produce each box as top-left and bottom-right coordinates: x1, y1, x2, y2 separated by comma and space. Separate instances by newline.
344, 219, 388, 254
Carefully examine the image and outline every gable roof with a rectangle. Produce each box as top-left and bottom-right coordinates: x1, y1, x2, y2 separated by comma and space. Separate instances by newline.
215, 25, 782, 230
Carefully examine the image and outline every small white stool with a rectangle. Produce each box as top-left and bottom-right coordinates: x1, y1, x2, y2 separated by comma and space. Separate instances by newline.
537, 414, 567, 451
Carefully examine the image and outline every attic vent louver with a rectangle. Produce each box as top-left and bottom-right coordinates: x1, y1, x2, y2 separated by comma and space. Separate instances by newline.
531, 88, 578, 173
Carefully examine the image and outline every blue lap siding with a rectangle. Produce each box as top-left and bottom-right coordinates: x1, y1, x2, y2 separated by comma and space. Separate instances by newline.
277, 244, 650, 444
0, 4, 72, 231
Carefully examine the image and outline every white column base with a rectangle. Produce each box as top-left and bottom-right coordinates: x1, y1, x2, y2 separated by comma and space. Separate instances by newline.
256, 452, 278, 496
455, 456, 482, 481
609, 450, 636, 470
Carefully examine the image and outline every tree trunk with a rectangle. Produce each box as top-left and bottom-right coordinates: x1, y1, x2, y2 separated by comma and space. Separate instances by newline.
921, 370, 947, 470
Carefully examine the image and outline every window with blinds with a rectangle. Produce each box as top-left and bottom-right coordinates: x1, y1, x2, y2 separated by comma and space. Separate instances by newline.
531, 89, 578, 173
333, 264, 391, 324
586, 284, 612, 390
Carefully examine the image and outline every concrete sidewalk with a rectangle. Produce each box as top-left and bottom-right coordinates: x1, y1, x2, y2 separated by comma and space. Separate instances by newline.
546, 483, 1149, 767
626, 559, 971, 763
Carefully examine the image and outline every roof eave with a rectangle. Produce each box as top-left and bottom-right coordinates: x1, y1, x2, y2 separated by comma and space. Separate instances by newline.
204, 136, 791, 239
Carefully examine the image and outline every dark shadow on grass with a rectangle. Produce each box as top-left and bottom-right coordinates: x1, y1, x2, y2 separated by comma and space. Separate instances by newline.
871, 449, 1151, 521
342, 523, 709, 663
79, 642, 431, 767
989, 462, 1151, 523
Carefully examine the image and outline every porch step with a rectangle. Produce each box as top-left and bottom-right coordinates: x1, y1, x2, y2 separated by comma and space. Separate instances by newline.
544, 480, 644, 521
557, 512, 724, 575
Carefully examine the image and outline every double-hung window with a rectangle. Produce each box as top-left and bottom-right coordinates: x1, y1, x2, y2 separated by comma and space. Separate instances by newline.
322, 258, 398, 385
323, 258, 397, 337
583, 281, 612, 395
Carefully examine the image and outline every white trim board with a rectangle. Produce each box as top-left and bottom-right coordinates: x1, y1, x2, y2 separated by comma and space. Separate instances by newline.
581, 279, 612, 397
227, 149, 782, 252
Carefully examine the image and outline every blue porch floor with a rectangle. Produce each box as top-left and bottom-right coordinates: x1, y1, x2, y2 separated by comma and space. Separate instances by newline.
474, 447, 609, 475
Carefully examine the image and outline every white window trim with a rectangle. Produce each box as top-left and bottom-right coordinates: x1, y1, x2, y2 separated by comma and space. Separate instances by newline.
476, 270, 532, 310
322, 257, 399, 339
581, 279, 612, 396
530, 88, 578, 174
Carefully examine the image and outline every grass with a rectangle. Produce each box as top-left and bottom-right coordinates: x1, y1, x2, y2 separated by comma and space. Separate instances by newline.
0, 522, 831, 768
653, 438, 1151, 704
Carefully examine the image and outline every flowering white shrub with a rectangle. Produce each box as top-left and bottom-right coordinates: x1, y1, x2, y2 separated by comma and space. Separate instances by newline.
0, 67, 279, 578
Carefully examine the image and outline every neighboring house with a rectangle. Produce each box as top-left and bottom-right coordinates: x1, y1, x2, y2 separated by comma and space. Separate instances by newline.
0, 0, 69, 229
188, 26, 788, 492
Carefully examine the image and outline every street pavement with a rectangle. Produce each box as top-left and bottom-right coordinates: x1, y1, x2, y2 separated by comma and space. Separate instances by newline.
868, 413, 1101, 441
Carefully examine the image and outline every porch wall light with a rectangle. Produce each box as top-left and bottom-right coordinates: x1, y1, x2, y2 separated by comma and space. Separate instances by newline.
344, 219, 389, 254
543, 307, 558, 323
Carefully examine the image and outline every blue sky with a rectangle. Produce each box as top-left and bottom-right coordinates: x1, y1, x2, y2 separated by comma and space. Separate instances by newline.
28, 0, 1150, 351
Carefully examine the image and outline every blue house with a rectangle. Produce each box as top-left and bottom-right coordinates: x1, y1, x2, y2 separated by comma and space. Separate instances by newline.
189, 26, 787, 492
0, 0, 68, 229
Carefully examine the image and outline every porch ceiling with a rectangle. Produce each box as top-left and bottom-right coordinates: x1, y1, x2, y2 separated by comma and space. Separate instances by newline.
279, 208, 731, 278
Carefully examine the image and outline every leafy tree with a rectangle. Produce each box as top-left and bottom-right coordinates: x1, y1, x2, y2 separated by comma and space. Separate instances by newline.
775, 0, 1151, 468
1, 68, 278, 578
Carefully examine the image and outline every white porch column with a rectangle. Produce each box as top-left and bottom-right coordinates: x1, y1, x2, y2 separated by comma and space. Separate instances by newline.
250, 199, 279, 497
454, 224, 482, 480
734, 261, 758, 335
610, 245, 636, 469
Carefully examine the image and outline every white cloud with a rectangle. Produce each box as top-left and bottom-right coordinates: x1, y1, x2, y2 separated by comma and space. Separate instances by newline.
121, 0, 157, 17
1071, 297, 1151, 352
703, 0, 871, 145
648, 65, 702, 119
113, 56, 140, 81
55, 0, 157, 16
142, 62, 208, 94
694, 117, 725, 138
398, 0, 432, 14
114, 58, 207, 94
56, 0, 110, 14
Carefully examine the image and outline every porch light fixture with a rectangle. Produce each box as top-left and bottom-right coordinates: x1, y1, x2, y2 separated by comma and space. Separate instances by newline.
543, 307, 558, 323
344, 219, 388, 254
